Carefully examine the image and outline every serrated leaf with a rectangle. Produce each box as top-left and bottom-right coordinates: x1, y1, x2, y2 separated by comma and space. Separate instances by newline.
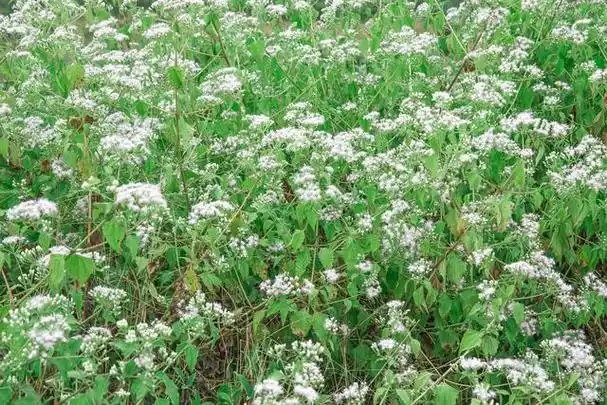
48, 254, 66, 292
0, 138, 8, 160
184, 343, 198, 371
318, 247, 334, 268
183, 265, 200, 293
167, 66, 184, 89
102, 221, 125, 253
131, 378, 148, 401
157, 372, 179, 405
253, 309, 265, 335
481, 336, 499, 356
434, 383, 458, 405
511, 302, 525, 324
125, 234, 140, 258
66, 254, 94, 284
396, 389, 410, 404
290, 230, 305, 250
459, 329, 483, 354
291, 310, 312, 336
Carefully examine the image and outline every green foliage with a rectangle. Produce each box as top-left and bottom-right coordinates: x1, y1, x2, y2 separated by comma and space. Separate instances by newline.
0, 0, 607, 404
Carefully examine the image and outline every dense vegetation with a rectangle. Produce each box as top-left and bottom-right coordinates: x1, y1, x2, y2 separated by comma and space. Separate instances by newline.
1, 0, 607, 404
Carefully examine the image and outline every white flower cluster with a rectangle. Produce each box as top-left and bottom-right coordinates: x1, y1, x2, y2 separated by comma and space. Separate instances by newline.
548, 135, 607, 193
259, 273, 313, 297
79, 326, 113, 355
334, 382, 369, 404
381, 300, 411, 335
471, 129, 533, 159
188, 199, 235, 225
96, 113, 161, 164
120, 320, 174, 374
461, 352, 555, 394
177, 291, 235, 334
541, 331, 606, 403
379, 26, 437, 56
198, 67, 242, 104
6, 198, 58, 221
19, 116, 61, 148
0, 295, 72, 371
325, 316, 349, 335
500, 111, 569, 138
293, 166, 322, 202
114, 183, 168, 213
253, 340, 325, 405
584, 272, 607, 298
371, 338, 416, 381
284, 102, 325, 128
462, 330, 606, 402
89, 286, 128, 314
504, 251, 585, 312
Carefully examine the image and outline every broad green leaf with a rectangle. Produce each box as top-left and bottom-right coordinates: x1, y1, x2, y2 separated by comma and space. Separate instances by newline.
184, 343, 198, 371
166, 66, 184, 89
103, 221, 125, 253
184, 265, 200, 293
291, 310, 312, 336
125, 234, 140, 258
158, 372, 179, 405
66, 254, 95, 284
434, 383, 458, 405
290, 230, 305, 250
459, 329, 483, 353
318, 247, 334, 268
48, 254, 66, 292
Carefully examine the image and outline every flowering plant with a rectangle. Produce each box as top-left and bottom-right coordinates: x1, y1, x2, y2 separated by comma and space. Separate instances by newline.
1, 0, 607, 403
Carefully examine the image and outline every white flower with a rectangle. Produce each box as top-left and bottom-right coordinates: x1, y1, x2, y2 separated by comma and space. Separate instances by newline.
260, 274, 314, 297
114, 183, 167, 213
293, 385, 318, 402
6, 199, 58, 221
188, 200, 234, 224
334, 382, 369, 404
89, 286, 128, 313
323, 269, 340, 283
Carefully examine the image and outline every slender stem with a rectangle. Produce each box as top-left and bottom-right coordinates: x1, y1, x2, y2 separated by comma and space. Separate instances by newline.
445, 27, 486, 92
210, 17, 231, 67
1, 265, 14, 308
173, 78, 191, 211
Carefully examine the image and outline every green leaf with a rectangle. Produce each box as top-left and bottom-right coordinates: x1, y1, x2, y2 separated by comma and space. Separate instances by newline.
65, 63, 84, 89
125, 234, 140, 258
184, 265, 200, 293
103, 221, 125, 253
0, 386, 13, 403
434, 383, 458, 405
131, 377, 148, 401
48, 254, 66, 292
0, 138, 8, 160
158, 372, 180, 405
66, 254, 95, 284
178, 117, 195, 142
290, 230, 305, 250
291, 310, 312, 336
481, 336, 499, 356
318, 247, 334, 268
396, 389, 410, 404
167, 66, 184, 89
184, 343, 198, 371
495, 196, 512, 231
91, 376, 109, 403
252, 309, 265, 335
511, 302, 525, 324
238, 374, 254, 399
459, 329, 483, 354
